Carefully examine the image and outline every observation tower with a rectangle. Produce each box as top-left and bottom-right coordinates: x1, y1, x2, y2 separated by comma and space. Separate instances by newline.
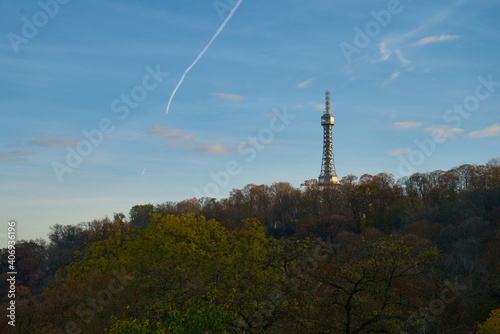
318, 90, 339, 185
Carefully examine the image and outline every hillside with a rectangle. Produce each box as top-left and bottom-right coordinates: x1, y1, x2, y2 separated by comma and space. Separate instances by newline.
1, 158, 500, 333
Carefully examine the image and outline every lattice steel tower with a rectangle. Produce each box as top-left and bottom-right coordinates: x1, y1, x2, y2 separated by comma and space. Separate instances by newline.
319, 91, 339, 185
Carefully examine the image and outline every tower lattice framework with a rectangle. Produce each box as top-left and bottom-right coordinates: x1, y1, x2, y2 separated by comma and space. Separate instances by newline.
319, 91, 339, 185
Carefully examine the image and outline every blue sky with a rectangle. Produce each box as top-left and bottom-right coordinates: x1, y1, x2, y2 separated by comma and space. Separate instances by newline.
1, 0, 499, 241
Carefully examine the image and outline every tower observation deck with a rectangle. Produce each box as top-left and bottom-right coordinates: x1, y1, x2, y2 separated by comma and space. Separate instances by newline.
319, 91, 339, 185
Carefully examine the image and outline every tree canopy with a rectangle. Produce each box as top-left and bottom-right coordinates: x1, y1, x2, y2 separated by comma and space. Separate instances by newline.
1, 158, 499, 333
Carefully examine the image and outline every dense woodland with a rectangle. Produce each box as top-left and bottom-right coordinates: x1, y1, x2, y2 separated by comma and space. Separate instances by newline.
2, 158, 500, 333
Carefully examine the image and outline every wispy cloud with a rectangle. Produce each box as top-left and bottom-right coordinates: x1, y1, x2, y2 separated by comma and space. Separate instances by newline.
393, 121, 423, 129
309, 101, 324, 111
387, 148, 412, 156
383, 71, 400, 85
9, 134, 80, 149
143, 125, 195, 141
143, 125, 240, 155
395, 49, 411, 64
468, 123, 500, 138
409, 34, 460, 47
0, 150, 35, 162
424, 125, 464, 143
297, 78, 314, 88
378, 0, 464, 54
25, 135, 80, 148
213, 92, 243, 102
379, 42, 391, 61
185, 141, 233, 155
143, 125, 195, 149
340, 76, 357, 89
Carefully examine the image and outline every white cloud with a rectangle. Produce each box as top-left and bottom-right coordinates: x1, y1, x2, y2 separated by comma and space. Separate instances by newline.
387, 148, 412, 156
409, 34, 460, 47
468, 123, 500, 138
424, 125, 464, 143
393, 121, 424, 129
213, 92, 243, 102
297, 78, 313, 88
383, 71, 400, 85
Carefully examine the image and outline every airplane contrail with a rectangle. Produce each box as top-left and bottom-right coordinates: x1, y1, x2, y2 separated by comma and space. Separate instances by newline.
165, 0, 244, 115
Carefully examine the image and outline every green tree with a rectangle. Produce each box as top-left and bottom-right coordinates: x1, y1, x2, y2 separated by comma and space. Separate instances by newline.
129, 204, 155, 229
279, 237, 439, 334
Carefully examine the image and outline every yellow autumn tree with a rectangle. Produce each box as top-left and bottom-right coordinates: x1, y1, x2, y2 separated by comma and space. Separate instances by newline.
478, 308, 500, 333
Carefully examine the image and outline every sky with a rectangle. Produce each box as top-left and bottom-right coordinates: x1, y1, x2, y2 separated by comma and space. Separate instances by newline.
1, 0, 499, 241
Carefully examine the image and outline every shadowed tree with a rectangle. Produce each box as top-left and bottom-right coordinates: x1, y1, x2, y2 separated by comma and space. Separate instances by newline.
129, 204, 155, 229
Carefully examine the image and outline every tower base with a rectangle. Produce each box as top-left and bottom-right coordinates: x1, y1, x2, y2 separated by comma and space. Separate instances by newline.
319, 175, 339, 185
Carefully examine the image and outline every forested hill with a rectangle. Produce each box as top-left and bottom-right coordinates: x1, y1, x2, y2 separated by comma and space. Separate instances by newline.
1, 158, 500, 333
